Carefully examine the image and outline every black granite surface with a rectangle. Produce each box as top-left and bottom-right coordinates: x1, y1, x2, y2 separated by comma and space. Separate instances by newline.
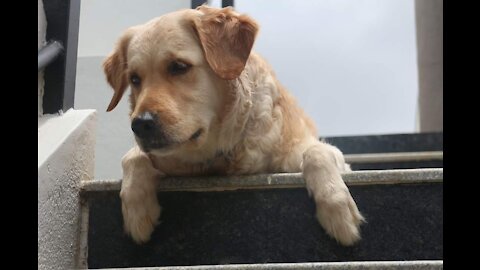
349, 161, 442, 171
323, 132, 443, 154
87, 184, 443, 268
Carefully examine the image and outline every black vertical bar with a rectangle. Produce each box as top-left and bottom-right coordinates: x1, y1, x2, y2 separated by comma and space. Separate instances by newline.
222, 0, 234, 7
192, 0, 206, 9
42, 0, 81, 114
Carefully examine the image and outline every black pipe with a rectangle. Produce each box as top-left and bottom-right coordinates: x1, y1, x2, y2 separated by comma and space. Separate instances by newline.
38, 41, 64, 71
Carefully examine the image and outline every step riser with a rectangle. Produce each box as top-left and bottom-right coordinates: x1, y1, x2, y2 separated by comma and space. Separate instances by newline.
82, 169, 443, 269
87, 183, 442, 268
324, 132, 442, 154
350, 160, 442, 170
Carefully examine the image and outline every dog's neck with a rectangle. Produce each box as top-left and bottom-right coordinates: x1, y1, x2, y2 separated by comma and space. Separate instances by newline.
214, 69, 254, 154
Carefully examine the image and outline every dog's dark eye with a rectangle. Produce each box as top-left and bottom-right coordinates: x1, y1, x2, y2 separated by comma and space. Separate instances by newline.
168, 61, 191, 76
130, 74, 141, 87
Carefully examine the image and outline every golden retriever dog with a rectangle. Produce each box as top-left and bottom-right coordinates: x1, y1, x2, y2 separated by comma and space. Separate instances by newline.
103, 5, 365, 246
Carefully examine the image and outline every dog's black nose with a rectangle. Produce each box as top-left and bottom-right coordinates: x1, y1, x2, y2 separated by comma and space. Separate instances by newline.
131, 112, 158, 139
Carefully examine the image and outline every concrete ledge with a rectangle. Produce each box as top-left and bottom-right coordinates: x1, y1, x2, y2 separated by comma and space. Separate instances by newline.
100, 260, 443, 270
80, 168, 442, 193
38, 109, 96, 168
38, 109, 96, 270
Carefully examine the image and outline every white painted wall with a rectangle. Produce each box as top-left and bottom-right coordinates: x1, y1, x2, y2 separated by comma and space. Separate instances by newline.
75, 57, 134, 180
75, 0, 418, 179
233, 0, 418, 136
77, 0, 191, 57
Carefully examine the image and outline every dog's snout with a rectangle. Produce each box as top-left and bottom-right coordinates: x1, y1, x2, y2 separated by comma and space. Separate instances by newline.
132, 112, 158, 139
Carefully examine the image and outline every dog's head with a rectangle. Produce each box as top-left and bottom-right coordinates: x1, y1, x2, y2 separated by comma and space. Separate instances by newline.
103, 6, 258, 155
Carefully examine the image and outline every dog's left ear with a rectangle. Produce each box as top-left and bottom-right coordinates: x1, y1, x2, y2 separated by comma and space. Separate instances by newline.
192, 6, 259, 80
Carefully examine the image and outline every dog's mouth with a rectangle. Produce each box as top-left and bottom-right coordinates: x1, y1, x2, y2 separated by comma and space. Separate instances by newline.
139, 128, 204, 153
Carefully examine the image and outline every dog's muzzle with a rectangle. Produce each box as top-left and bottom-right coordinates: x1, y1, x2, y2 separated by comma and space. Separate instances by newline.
131, 112, 170, 151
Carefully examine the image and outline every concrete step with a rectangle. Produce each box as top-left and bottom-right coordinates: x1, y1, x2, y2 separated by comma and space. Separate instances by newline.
325, 132, 443, 170
80, 168, 442, 269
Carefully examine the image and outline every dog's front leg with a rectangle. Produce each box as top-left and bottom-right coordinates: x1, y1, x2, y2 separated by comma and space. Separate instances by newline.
302, 141, 365, 246
120, 146, 162, 244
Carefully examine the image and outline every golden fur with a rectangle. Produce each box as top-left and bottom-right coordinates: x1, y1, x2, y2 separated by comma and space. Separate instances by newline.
104, 6, 364, 246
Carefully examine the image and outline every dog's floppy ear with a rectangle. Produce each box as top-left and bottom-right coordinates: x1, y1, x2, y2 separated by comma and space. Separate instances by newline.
193, 6, 259, 80
103, 27, 136, 112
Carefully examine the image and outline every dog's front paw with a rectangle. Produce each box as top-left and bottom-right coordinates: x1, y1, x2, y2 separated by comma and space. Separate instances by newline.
120, 188, 161, 244
315, 188, 365, 246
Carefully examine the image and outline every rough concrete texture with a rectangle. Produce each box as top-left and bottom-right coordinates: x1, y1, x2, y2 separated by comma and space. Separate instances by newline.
103, 260, 443, 270
38, 109, 96, 270
38, 0, 46, 116
81, 168, 443, 193
39, 109, 95, 167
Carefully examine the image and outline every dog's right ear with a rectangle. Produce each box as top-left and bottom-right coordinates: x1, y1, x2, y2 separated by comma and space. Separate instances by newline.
103, 27, 136, 112
192, 6, 259, 80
